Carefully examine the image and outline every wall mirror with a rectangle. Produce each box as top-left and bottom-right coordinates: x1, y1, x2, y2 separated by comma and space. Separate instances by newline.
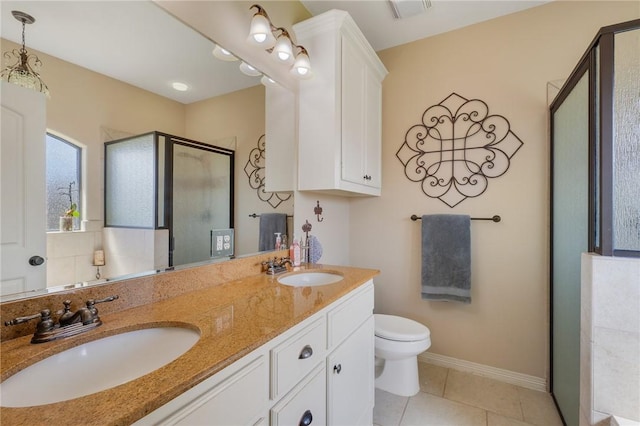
0, 1, 294, 301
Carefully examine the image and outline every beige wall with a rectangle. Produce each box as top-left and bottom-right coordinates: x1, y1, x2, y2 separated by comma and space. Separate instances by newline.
348, 1, 639, 380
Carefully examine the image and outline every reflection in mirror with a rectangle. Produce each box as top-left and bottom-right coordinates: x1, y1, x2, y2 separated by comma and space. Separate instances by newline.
0, 1, 294, 301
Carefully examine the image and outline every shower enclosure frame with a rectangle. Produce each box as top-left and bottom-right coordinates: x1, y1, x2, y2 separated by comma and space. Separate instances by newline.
104, 131, 235, 267
551, 19, 640, 259
549, 18, 640, 426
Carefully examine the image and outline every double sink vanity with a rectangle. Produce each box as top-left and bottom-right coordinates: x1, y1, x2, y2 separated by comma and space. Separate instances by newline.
0, 3, 387, 424
0, 251, 379, 425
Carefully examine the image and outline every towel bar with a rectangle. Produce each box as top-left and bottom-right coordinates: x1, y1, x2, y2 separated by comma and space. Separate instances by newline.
410, 214, 501, 222
249, 213, 293, 218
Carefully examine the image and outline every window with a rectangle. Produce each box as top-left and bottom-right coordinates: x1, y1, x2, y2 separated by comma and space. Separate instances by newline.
46, 133, 82, 231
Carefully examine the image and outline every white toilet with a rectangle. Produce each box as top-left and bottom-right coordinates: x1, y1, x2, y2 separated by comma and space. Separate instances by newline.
374, 314, 431, 397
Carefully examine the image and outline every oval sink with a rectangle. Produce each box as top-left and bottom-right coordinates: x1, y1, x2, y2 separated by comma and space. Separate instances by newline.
278, 272, 343, 287
0, 326, 200, 407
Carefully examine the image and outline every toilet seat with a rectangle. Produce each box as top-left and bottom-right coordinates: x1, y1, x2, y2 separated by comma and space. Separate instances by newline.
374, 314, 430, 342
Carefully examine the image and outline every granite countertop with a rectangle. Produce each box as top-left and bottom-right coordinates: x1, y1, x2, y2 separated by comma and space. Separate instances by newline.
0, 264, 379, 425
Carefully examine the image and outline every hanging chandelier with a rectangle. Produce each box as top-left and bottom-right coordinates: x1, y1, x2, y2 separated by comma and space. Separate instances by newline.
1, 10, 50, 97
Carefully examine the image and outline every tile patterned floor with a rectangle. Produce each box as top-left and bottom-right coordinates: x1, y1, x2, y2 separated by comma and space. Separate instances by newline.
373, 361, 564, 426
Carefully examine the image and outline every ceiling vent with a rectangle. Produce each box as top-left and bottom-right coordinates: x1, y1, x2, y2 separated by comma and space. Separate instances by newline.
389, 0, 432, 19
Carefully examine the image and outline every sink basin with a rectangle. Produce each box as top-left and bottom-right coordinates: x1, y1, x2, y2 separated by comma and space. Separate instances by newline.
0, 326, 200, 407
277, 272, 343, 287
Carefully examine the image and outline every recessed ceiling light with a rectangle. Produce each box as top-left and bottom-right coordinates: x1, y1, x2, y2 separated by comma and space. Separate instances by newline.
171, 82, 189, 92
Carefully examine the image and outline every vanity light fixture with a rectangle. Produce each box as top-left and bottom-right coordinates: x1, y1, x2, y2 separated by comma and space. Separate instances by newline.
1, 10, 50, 97
212, 43, 238, 62
239, 61, 262, 77
291, 47, 312, 79
247, 5, 276, 48
247, 4, 312, 80
260, 75, 279, 87
271, 29, 294, 64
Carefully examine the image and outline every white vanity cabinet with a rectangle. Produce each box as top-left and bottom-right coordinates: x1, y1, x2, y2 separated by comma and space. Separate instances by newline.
294, 10, 388, 197
136, 280, 374, 425
326, 279, 375, 425
135, 351, 270, 425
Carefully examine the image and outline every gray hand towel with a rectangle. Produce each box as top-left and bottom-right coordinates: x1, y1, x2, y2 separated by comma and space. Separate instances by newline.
421, 214, 471, 303
258, 213, 287, 251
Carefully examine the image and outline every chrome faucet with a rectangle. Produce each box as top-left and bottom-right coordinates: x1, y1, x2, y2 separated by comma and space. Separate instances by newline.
5, 295, 119, 344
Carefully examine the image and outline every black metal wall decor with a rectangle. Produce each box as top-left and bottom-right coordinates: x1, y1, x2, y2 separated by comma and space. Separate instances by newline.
396, 93, 524, 207
244, 135, 292, 208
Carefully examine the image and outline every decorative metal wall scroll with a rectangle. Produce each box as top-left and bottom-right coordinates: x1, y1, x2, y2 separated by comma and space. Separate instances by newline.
243, 135, 292, 208
396, 93, 524, 207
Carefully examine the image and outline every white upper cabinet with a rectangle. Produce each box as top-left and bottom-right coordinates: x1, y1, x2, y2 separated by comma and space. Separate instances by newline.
294, 10, 388, 196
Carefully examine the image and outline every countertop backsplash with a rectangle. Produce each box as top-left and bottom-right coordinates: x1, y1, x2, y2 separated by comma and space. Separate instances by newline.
0, 250, 289, 342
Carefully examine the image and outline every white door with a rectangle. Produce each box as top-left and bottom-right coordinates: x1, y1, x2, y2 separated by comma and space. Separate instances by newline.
1, 82, 47, 297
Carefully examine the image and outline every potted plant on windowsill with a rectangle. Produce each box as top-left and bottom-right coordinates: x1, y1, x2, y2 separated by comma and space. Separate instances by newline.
59, 181, 80, 232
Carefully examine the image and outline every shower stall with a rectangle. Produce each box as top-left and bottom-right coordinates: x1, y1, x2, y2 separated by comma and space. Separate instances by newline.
105, 132, 234, 272
550, 20, 639, 426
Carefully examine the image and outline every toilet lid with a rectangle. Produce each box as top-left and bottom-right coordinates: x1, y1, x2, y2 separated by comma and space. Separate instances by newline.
374, 314, 430, 342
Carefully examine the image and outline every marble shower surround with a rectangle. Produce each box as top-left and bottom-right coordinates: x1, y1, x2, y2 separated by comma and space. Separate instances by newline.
580, 254, 640, 425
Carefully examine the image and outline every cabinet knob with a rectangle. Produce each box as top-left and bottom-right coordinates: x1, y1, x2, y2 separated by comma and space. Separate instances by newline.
299, 409, 313, 426
298, 345, 313, 359
333, 363, 342, 374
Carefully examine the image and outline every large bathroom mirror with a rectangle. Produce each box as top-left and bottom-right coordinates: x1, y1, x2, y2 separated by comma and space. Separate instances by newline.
0, 1, 294, 300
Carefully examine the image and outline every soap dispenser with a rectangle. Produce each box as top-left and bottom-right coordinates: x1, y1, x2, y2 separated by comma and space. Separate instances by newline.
274, 232, 281, 250
292, 235, 301, 266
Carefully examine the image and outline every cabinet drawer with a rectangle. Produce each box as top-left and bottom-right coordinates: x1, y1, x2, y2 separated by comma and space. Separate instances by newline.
271, 317, 326, 400
327, 280, 373, 348
271, 364, 326, 426
138, 355, 268, 425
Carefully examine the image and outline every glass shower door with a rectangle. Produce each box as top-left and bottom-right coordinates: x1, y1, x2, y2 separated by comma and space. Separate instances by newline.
171, 142, 232, 267
551, 71, 589, 426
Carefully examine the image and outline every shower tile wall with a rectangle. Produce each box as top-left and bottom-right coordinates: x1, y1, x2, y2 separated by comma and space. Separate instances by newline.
580, 254, 640, 424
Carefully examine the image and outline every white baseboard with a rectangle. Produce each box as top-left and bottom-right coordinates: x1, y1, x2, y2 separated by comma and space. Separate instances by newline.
418, 352, 547, 392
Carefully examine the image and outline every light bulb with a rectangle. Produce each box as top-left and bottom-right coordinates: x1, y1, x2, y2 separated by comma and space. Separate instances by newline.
212, 44, 238, 62
291, 50, 312, 79
247, 13, 276, 49
271, 34, 294, 65
239, 61, 262, 77
260, 75, 279, 87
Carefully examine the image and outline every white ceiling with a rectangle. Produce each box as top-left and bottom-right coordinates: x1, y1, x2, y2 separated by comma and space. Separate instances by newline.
301, 1, 549, 51
1, 1, 548, 104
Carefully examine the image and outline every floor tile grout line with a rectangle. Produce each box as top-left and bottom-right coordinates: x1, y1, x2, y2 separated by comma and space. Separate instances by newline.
382, 362, 560, 426
441, 367, 450, 398
397, 394, 410, 426
517, 387, 526, 424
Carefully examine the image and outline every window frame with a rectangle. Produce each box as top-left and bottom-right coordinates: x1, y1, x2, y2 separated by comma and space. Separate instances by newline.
45, 132, 83, 232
